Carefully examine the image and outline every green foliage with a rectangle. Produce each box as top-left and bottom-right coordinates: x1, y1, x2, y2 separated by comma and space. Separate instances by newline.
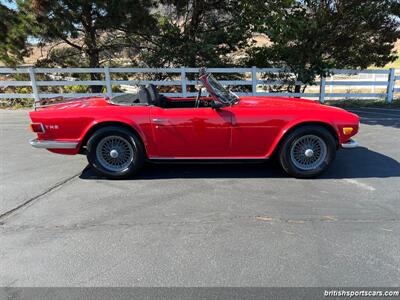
2, 87, 33, 108
244, 0, 400, 91
136, 0, 251, 68
15, 86, 31, 94
14, 0, 157, 92
100, 85, 122, 94
0, 2, 36, 65
7, 98, 34, 108
64, 85, 89, 93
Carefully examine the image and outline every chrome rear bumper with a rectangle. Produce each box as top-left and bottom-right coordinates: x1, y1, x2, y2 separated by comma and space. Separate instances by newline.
30, 138, 78, 149
341, 138, 359, 149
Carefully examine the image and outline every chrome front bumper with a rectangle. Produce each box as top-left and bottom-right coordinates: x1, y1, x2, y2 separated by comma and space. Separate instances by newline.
30, 138, 78, 149
341, 138, 359, 149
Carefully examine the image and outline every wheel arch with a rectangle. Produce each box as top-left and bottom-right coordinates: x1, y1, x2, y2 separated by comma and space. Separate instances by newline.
79, 121, 147, 155
269, 121, 339, 158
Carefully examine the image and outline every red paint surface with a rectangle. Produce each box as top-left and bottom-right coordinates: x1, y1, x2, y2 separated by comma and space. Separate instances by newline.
29, 96, 359, 158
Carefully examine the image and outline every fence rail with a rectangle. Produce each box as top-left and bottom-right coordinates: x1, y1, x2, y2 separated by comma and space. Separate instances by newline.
0, 67, 398, 104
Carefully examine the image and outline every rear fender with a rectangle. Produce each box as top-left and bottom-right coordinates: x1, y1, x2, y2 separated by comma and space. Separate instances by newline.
79, 118, 150, 153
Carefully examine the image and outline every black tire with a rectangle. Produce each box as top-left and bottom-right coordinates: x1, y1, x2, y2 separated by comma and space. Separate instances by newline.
278, 125, 336, 178
86, 126, 145, 179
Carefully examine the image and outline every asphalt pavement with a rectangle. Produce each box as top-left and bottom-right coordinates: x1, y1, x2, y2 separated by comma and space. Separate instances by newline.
0, 107, 399, 287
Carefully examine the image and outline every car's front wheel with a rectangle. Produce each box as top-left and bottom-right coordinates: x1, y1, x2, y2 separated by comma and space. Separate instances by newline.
86, 126, 144, 179
278, 125, 336, 178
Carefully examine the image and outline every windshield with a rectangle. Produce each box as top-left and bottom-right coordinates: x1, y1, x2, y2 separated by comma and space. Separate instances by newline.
204, 74, 239, 105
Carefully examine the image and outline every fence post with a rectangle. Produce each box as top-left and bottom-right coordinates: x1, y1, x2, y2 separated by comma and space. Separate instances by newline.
251, 66, 257, 96
319, 76, 326, 104
386, 68, 395, 104
104, 66, 112, 98
28, 67, 39, 105
181, 67, 187, 97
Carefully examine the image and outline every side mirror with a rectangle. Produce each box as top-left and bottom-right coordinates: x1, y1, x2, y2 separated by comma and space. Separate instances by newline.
211, 100, 224, 110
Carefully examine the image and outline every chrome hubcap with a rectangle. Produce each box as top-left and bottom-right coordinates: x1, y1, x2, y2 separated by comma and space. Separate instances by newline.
96, 136, 134, 172
290, 135, 327, 171
304, 149, 314, 158
110, 149, 119, 158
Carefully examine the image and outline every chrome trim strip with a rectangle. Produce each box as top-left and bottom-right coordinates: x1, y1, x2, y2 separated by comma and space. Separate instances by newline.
30, 138, 78, 149
341, 138, 359, 149
149, 156, 269, 160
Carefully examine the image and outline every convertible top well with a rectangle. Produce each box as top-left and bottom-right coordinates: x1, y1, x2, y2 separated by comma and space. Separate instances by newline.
109, 91, 149, 106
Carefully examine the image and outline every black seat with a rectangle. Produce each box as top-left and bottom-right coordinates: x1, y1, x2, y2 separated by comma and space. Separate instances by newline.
138, 87, 151, 104
146, 84, 161, 107
108, 87, 151, 106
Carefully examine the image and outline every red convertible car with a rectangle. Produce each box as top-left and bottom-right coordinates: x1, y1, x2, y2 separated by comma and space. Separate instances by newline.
29, 71, 359, 179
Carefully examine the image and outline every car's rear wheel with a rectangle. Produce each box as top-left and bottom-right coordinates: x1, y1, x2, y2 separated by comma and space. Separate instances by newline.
278, 125, 336, 178
86, 126, 144, 179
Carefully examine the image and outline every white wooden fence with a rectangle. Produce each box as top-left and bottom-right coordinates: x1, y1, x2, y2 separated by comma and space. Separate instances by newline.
0, 67, 398, 105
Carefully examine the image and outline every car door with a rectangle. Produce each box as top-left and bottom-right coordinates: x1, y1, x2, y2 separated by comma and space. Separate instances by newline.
150, 106, 232, 158
223, 105, 284, 158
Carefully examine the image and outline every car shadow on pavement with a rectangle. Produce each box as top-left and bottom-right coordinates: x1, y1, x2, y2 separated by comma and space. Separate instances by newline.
322, 147, 400, 179
79, 147, 400, 180
80, 160, 287, 180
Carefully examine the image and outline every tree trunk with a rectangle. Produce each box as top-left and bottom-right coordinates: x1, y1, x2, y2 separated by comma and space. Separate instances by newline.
185, 0, 203, 93
81, 3, 102, 93
294, 84, 301, 98
88, 50, 102, 93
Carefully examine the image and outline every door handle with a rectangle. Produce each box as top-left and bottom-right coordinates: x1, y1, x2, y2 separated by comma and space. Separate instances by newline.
152, 118, 167, 125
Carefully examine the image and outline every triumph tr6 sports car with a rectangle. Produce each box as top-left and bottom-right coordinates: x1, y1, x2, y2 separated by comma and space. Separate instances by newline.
29, 71, 359, 179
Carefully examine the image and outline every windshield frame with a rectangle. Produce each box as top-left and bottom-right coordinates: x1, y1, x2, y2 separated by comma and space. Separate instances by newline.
199, 73, 239, 106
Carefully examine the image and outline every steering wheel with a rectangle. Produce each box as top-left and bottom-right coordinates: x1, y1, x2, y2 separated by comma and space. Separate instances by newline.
195, 86, 202, 108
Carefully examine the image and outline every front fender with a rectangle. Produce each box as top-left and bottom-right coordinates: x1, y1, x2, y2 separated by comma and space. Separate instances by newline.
264, 118, 339, 158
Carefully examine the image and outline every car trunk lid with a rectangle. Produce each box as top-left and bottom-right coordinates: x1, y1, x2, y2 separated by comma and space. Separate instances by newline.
35, 96, 109, 110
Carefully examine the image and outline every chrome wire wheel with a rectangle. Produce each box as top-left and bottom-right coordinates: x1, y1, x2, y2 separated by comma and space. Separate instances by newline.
289, 134, 327, 171
96, 135, 135, 172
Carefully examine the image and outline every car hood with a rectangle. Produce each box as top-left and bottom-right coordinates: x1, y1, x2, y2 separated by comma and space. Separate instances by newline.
235, 96, 359, 125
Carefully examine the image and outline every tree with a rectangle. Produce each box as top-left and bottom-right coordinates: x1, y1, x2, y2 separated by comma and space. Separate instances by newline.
244, 0, 400, 93
137, 0, 251, 68
0, 2, 35, 66
16, 0, 157, 91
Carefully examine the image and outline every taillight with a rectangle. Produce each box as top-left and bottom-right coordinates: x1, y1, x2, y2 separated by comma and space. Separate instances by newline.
30, 123, 45, 133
